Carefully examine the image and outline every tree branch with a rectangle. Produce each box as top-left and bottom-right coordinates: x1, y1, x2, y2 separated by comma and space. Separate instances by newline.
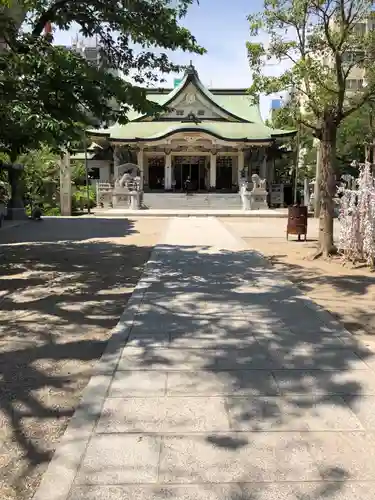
32, 0, 89, 36
298, 115, 319, 134
342, 88, 375, 120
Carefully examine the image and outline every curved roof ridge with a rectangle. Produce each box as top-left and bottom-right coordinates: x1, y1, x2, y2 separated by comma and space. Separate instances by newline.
134, 64, 249, 123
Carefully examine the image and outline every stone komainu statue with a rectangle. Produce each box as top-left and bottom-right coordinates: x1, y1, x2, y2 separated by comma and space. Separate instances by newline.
115, 164, 141, 191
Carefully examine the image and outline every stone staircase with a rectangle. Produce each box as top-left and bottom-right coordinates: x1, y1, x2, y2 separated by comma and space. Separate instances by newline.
142, 193, 242, 210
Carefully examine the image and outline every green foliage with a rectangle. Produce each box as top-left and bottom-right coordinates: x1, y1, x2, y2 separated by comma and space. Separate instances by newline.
71, 161, 86, 186
336, 102, 375, 164
72, 185, 96, 213
247, 0, 375, 132
0, 0, 204, 157
271, 100, 375, 177
270, 102, 316, 178
247, 1, 375, 253
18, 145, 59, 204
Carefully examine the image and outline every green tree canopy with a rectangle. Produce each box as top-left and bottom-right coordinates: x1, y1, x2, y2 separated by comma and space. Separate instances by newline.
247, 0, 375, 256
0, 0, 204, 159
271, 99, 375, 178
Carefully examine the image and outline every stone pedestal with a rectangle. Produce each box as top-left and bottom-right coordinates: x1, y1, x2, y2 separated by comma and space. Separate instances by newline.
239, 175, 268, 211
239, 178, 248, 209
129, 192, 141, 210
249, 174, 268, 210
242, 193, 251, 210
249, 190, 268, 210
112, 188, 130, 208
112, 187, 142, 210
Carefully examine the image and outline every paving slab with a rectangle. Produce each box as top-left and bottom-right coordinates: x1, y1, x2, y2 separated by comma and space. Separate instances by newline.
108, 370, 167, 397
34, 217, 375, 499
158, 433, 321, 483
74, 434, 161, 485
96, 396, 230, 433
226, 395, 364, 431
166, 370, 280, 396
308, 431, 375, 480
67, 482, 375, 500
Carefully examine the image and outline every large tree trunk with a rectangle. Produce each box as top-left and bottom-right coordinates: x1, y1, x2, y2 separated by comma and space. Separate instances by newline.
0, 1, 25, 50
318, 120, 337, 257
6, 152, 26, 220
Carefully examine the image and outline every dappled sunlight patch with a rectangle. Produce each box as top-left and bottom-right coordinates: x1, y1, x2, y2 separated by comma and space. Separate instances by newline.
58, 300, 113, 313
96, 286, 134, 295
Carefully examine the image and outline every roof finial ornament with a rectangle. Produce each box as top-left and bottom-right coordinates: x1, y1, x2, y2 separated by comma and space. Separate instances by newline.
185, 60, 197, 76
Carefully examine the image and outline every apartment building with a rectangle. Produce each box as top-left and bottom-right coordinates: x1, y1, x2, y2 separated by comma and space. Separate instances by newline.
71, 37, 102, 67
342, 15, 375, 92
298, 12, 375, 114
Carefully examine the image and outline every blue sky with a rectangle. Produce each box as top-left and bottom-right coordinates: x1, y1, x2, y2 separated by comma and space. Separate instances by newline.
53, 0, 282, 119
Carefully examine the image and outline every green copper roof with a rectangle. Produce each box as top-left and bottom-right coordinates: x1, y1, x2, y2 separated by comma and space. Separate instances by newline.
89, 65, 295, 142
90, 121, 294, 142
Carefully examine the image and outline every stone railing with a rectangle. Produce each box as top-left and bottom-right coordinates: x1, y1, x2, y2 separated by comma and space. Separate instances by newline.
96, 176, 143, 210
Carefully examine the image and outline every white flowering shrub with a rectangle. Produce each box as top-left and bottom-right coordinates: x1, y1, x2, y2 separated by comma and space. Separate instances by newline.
338, 162, 375, 266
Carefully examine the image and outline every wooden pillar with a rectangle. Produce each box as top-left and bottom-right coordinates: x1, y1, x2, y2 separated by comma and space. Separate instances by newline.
164, 151, 172, 190
238, 150, 244, 186
59, 151, 72, 216
137, 148, 144, 189
260, 147, 267, 179
210, 151, 217, 189
113, 145, 122, 179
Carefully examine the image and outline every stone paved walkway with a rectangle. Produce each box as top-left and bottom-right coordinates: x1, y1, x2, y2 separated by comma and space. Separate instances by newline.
34, 217, 375, 500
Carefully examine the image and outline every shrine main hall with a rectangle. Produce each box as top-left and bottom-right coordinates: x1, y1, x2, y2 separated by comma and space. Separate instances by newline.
85, 64, 294, 193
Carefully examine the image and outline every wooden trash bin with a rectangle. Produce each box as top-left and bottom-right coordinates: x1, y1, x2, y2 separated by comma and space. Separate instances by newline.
287, 205, 308, 241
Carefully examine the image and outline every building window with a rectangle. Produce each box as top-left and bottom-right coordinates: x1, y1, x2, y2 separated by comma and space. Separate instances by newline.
89, 167, 100, 180
176, 110, 184, 116
347, 79, 364, 90
354, 23, 366, 35
197, 109, 205, 116
342, 51, 365, 64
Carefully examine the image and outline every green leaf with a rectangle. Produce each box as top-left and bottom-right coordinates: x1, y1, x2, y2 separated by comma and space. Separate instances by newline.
0, 0, 204, 156
246, 0, 375, 130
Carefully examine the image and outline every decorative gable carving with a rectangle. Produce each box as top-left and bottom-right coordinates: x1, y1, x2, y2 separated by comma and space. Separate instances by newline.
158, 83, 234, 121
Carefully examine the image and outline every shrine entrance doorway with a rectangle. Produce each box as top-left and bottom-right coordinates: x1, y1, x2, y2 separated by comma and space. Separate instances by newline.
173, 156, 207, 191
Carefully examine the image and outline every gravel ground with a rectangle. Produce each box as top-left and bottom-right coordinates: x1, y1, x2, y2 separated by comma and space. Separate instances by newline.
0, 216, 166, 500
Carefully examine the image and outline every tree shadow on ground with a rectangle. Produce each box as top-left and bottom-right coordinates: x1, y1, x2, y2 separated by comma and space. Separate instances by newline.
264, 253, 375, 337
0, 217, 157, 499
2, 221, 374, 500
98, 243, 375, 500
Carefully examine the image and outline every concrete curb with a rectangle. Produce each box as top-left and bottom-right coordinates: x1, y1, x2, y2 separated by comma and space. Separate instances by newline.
93, 210, 288, 218
32, 220, 171, 500
43, 212, 289, 219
